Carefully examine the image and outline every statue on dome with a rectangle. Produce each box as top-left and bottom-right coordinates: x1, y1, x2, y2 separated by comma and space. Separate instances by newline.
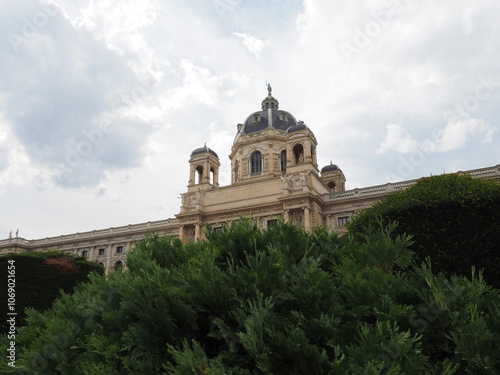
266, 82, 272, 95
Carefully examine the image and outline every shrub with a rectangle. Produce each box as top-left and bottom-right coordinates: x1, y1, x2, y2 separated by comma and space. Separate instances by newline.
348, 174, 500, 288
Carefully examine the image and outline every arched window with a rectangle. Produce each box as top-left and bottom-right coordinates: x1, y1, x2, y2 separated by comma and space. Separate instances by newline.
327, 181, 336, 192
251, 151, 262, 174
280, 150, 287, 172
114, 260, 123, 271
293, 144, 304, 164
195, 165, 203, 184
210, 167, 215, 185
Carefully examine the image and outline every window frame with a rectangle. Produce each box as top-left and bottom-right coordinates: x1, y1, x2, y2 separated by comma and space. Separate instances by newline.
250, 151, 263, 174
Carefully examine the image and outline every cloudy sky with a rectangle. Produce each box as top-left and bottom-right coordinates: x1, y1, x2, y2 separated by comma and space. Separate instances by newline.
1, 0, 499, 239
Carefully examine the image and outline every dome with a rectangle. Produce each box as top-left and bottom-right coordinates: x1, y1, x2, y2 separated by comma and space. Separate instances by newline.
286, 120, 308, 133
191, 144, 219, 158
321, 163, 339, 173
241, 109, 298, 134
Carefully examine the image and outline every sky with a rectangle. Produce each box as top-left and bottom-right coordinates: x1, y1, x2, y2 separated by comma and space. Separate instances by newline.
1, 0, 499, 239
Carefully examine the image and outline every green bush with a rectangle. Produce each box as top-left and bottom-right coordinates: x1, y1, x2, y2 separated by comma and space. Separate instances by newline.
1, 219, 499, 374
0, 251, 104, 333
348, 174, 500, 288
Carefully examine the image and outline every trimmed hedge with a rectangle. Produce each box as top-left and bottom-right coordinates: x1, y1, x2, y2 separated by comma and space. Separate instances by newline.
0, 251, 104, 333
348, 173, 500, 288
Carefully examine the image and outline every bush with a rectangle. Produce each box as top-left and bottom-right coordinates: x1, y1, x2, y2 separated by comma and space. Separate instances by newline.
348, 174, 500, 288
0, 251, 104, 333
1, 219, 499, 374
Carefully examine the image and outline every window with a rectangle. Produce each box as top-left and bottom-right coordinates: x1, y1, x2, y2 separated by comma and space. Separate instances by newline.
280, 150, 287, 172
253, 113, 261, 123
338, 216, 350, 226
293, 144, 304, 164
116, 246, 124, 254
115, 260, 123, 271
267, 219, 278, 228
327, 181, 336, 192
98, 248, 105, 256
195, 165, 203, 184
251, 151, 262, 174
81, 250, 88, 257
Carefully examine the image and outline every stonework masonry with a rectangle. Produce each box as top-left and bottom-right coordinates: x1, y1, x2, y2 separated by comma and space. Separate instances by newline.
1, 92, 499, 273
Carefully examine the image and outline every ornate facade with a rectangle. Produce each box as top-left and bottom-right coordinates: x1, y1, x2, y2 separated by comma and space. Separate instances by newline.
1, 90, 499, 273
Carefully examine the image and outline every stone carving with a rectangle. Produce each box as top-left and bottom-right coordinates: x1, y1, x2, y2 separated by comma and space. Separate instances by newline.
242, 145, 269, 158
186, 226, 195, 242
189, 192, 200, 207
284, 172, 308, 191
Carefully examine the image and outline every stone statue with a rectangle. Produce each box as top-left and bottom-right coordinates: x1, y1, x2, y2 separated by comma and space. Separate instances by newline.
15, 229, 19, 237
9, 231, 12, 239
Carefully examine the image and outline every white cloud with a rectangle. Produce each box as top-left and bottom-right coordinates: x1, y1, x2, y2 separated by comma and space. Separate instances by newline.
377, 124, 420, 154
424, 119, 497, 152
233, 32, 270, 58
1, 0, 500, 239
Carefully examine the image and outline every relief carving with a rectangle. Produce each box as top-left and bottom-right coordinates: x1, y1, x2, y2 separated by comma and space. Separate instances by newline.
284, 172, 308, 191
242, 145, 270, 158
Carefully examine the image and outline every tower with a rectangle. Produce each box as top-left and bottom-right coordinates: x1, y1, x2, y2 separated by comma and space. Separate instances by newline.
187, 144, 220, 193
229, 87, 319, 183
320, 162, 346, 192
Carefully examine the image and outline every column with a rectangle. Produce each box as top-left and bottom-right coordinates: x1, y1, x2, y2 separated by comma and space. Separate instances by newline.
304, 206, 311, 232
179, 225, 186, 243
195, 223, 202, 241
283, 209, 290, 223
106, 244, 113, 274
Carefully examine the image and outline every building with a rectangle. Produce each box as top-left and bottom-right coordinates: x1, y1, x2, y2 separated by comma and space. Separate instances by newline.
1, 89, 499, 273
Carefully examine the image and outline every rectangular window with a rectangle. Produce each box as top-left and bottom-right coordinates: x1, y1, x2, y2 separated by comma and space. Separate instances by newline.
116, 246, 124, 254
267, 219, 278, 228
98, 248, 105, 256
280, 150, 287, 172
338, 216, 350, 226
81, 250, 88, 258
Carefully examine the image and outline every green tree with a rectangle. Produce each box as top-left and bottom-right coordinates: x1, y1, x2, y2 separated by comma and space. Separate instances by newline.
1, 219, 499, 374
348, 174, 500, 288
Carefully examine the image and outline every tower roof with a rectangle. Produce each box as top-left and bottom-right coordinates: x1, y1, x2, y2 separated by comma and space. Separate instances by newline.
321, 162, 340, 173
191, 144, 219, 158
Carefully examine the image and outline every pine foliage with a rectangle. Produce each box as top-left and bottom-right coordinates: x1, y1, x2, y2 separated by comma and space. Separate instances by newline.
1, 219, 499, 374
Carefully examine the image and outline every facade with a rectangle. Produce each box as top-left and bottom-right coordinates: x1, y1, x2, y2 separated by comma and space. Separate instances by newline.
1, 90, 499, 273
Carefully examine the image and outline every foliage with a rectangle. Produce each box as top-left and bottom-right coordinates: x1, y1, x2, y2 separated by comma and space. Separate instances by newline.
347, 174, 500, 288
1, 219, 499, 374
0, 251, 103, 333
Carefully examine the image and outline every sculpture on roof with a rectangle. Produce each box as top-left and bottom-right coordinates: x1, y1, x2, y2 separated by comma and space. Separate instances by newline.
266, 82, 272, 95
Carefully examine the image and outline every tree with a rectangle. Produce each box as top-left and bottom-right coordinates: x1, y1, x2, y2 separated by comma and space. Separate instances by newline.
1, 218, 499, 374
0, 252, 103, 334
348, 174, 500, 288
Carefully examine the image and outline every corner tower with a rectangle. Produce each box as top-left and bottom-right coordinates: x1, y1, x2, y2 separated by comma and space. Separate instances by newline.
187, 144, 220, 193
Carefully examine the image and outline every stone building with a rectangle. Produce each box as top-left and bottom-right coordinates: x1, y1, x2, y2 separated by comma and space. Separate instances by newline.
1, 90, 499, 273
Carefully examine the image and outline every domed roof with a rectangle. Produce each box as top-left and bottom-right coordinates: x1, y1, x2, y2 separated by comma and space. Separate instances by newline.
191, 144, 219, 158
286, 120, 308, 133
241, 109, 298, 134
321, 162, 339, 173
